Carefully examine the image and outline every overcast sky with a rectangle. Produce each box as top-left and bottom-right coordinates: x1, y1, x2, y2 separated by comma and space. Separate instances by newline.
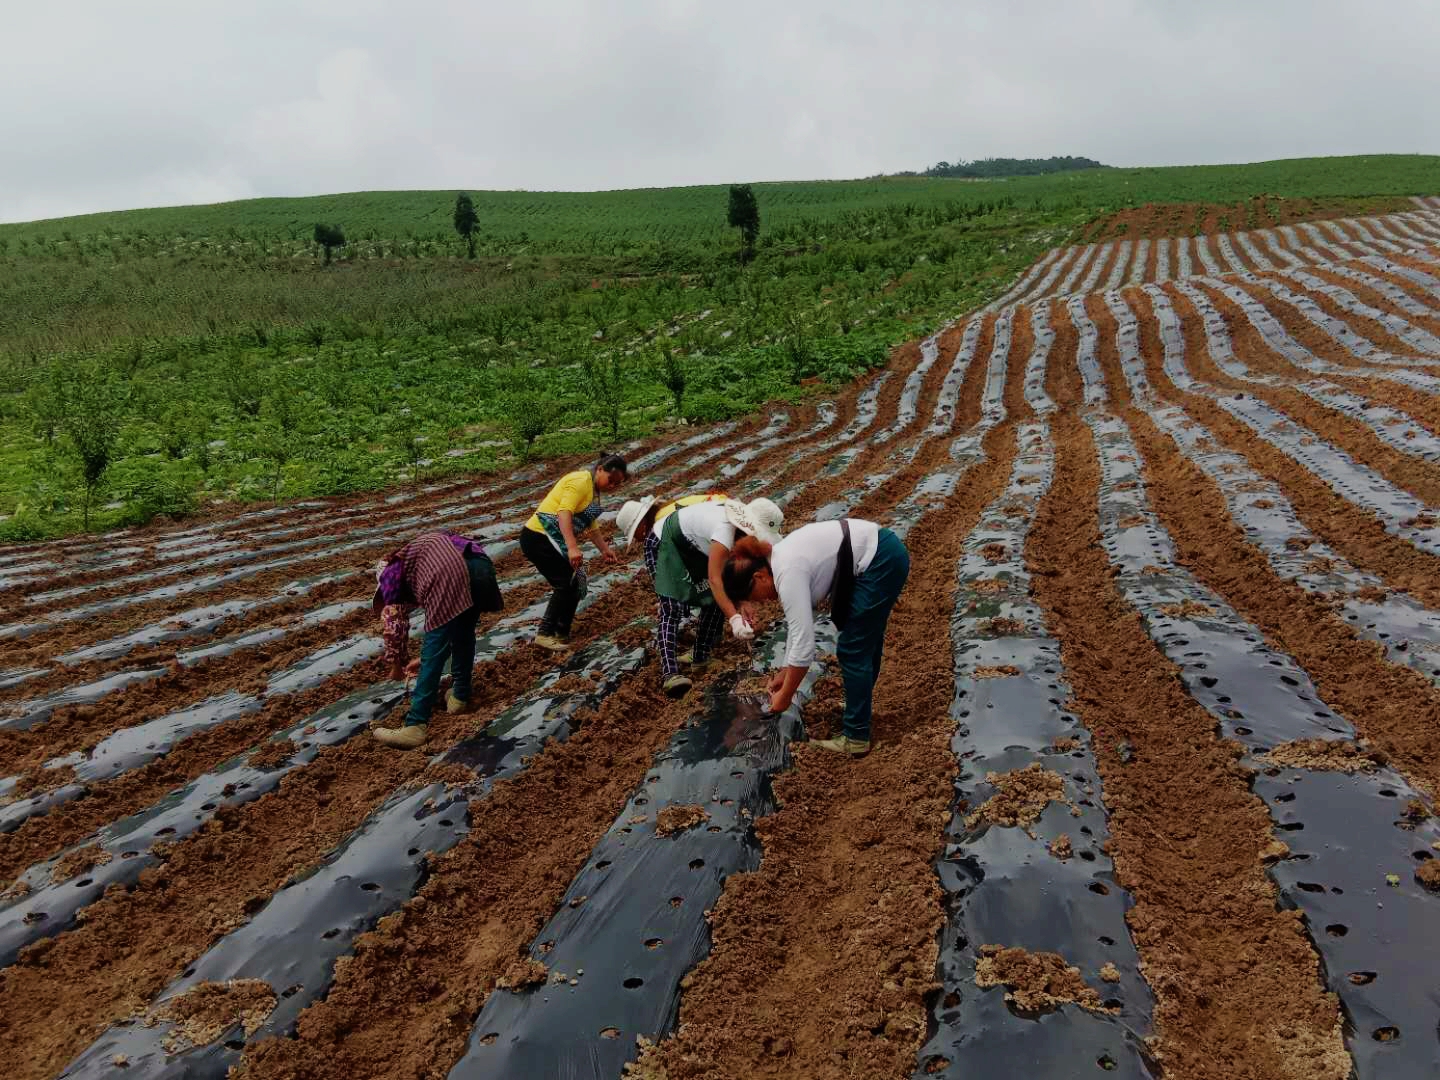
4, 0, 1438, 224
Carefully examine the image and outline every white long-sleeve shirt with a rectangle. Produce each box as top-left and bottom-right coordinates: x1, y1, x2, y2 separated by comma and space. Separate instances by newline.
676, 502, 738, 552
771, 519, 879, 667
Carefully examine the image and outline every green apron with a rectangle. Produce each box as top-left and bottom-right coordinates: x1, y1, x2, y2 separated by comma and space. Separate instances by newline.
654, 514, 715, 606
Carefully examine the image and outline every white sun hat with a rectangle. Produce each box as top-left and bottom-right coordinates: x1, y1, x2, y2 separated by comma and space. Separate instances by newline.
615, 496, 658, 548
725, 497, 784, 547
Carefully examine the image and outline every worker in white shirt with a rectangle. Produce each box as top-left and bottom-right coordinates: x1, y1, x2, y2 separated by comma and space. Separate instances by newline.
721, 518, 909, 755
614, 495, 785, 697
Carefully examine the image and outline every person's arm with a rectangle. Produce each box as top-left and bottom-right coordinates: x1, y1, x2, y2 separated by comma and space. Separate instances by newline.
768, 568, 817, 713
768, 664, 808, 714
707, 542, 739, 621
381, 604, 412, 682
557, 510, 583, 570
591, 527, 618, 562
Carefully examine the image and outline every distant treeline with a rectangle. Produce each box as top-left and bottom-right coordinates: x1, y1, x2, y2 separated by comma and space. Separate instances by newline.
889, 156, 1109, 180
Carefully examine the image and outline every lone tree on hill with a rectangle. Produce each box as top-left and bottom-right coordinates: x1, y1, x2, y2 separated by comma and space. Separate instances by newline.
453, 192, 479, 258
727, 184, 760, 260
56, 362, 130, 529
313, 223, 345, 265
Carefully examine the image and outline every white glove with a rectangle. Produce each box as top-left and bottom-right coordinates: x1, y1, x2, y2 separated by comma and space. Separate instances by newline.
729, 613, 755, 641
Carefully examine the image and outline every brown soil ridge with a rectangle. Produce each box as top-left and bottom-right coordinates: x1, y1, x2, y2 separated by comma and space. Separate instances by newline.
1078, 197, 1414, 245
1132, 288, 1440, 611
1224, 279, 1440, 435
1171, 284, 1440, 506
1030, 346, 1348, 1077
1098, 291, 1440, 801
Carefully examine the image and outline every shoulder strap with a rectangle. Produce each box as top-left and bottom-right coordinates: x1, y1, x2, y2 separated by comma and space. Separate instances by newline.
832, 519, 856, 630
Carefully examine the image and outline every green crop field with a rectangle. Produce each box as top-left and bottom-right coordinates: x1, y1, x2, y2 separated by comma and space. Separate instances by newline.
0, 154, 1434, 539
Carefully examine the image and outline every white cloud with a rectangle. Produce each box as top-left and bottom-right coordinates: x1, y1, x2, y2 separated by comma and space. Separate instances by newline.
2, 0, 1437, 222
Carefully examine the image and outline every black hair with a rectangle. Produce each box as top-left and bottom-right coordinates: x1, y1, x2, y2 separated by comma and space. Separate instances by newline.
596, 452, 628, 478
721, 536, 772, 600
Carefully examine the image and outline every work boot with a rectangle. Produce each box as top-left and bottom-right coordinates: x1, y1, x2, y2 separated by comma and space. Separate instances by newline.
374, 723, 428, 750
810, 734, 871, 757
678, 651, 717, 675
446, 690, 473, 714
663, 674, 693, 698
533, 633, 570, 653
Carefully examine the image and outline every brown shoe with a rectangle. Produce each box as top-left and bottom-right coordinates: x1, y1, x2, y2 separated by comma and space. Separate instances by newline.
374, 723, 428, 749
446, 690, 473, 714
810, 735, 871, 757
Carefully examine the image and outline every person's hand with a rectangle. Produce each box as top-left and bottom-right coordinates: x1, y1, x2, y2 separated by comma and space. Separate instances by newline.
387, 661, 406, 683
768, 689, 793, 715
740, 601, 759, 625
405, 659, 421, 678
767, 670, 785, 693
728, 613, 755, 641
567, 544, 584, 571
601, 548, 621, 566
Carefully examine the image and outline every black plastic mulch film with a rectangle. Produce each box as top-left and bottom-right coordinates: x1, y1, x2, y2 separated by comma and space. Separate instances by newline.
57, 629, 649, 1079
445, 624, 836, 1079
914, 415, 1157, 1080
1103, 289, 1440, 690
1087, 411, 1440, 1080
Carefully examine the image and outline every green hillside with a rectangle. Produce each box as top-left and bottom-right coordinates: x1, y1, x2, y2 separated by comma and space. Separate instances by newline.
0, 154, 1434, 539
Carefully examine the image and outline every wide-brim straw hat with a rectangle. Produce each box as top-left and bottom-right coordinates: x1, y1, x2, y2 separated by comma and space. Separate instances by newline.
725, 497, 784, 548
615, 496, 658, 548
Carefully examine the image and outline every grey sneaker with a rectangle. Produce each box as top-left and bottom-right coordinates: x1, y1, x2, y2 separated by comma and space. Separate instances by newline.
662, 674, 693, 698
810, 735, 871, 757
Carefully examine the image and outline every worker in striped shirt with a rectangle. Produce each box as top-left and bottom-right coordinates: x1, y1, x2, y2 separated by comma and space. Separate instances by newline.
372, 532, 502, 749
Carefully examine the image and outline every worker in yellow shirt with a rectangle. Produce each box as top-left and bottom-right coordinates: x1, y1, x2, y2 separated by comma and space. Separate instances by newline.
521, 453, 628, 651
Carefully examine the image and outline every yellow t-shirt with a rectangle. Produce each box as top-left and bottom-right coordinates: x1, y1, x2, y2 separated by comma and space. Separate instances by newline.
654, 492, 727, 526
526, 470, 600, 550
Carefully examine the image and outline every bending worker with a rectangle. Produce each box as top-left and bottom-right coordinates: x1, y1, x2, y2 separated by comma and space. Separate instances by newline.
721, 517, 909, 756
373, 531, 503, 750
615, 494, 784, 697
521, 453, 628, 651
